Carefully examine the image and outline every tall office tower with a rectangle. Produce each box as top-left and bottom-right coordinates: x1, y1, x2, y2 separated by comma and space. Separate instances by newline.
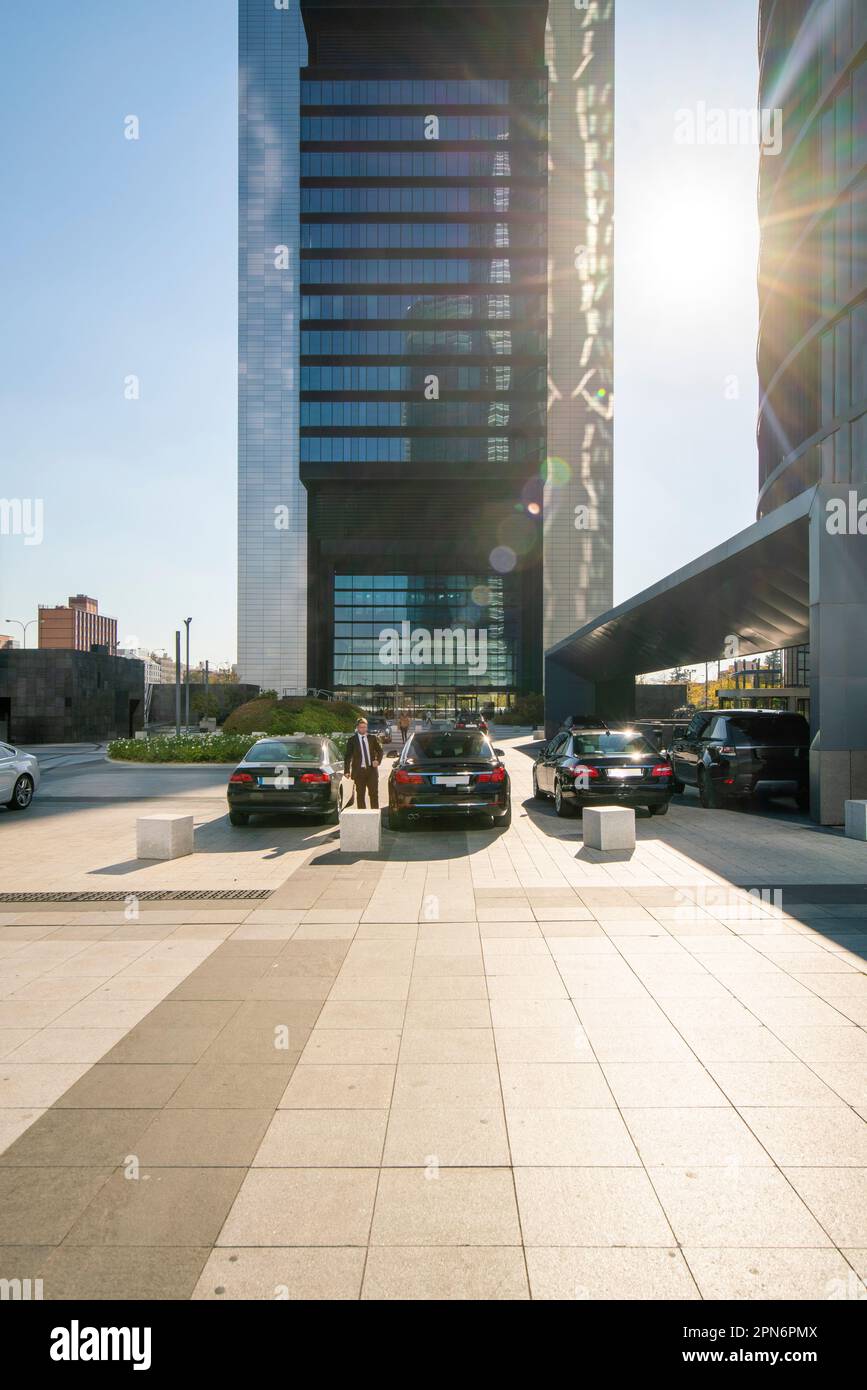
238, 0, 308, 693
544, 0, 614, 649
238, 1, 614, 706
757, 0, 866, 815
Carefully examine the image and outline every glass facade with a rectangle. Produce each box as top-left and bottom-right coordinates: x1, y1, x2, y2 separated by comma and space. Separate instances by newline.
332, 573, 516, 709
757, 0, 867, 515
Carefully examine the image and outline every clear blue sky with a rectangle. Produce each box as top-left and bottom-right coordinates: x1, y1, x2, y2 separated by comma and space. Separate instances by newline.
0, 0, 759, 666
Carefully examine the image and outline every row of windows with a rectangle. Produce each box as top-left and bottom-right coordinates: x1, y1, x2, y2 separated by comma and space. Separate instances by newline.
301, 80, 513, 106
302, 258, 543, 285
301, 365, 537, 390
301, 223, 543, 249
301, 294, 539, 321
301, 153, 539, 177
301, 436, 544, 463
334, 574, 508, 592
301, 187, 543, 213
300, 401, 533, 427
333, 660, 515, 683
301, 329, 542, 355
302, 116, 515, 142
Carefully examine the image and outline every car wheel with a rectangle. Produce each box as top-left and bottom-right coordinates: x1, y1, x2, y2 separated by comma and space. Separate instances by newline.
554, 780, 574, 817
532, 768, 544, 799
649, 801, 669, 816
698, 770, 720, 809
493, 803, 512, 829
323, 804, 339, 824
228, 809, 249, 826
7, 775, 34, 811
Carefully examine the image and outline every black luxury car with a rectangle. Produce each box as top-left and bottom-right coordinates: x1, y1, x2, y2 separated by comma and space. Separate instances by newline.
668, 709, 810, 809
533, 727, 674, 817
227, 736, 342, 825
387, 729, 510, 829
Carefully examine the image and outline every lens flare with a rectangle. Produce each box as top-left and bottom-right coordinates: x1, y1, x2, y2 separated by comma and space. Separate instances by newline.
489, 545, 517, 574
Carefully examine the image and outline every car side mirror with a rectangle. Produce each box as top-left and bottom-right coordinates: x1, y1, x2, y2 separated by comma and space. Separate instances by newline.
387, 750, 398, 758
493, 748, 505, 757
672, 726, 687, 738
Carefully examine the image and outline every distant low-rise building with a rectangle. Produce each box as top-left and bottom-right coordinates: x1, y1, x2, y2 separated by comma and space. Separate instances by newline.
117, 647, 162, 685
38, 595, 117, 654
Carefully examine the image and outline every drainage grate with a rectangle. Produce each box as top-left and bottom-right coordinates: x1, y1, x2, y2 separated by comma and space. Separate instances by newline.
0, 889, 272, 903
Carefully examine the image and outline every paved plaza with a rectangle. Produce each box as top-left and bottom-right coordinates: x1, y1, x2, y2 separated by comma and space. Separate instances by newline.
0, 740, 865, 1299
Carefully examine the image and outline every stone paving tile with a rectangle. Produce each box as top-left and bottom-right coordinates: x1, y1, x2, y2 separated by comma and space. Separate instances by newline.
362, 1246, 529, 1300
650, 1167, 832, 1247
254, 1110, 388, 1167
514, 1168, 674, 1246
682, 1247, 866, 1301
783, 1169, 867, 1246
193, 1247, 365, 1300
526, 1247, 699, 1300
622, 1107, 775, 1168
370, 1168, 520, 1246
65, 1168, 248, 1247
218, 1168, 378, 1246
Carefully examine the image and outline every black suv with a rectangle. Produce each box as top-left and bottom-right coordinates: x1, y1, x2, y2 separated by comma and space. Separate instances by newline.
669, 709, 810, 809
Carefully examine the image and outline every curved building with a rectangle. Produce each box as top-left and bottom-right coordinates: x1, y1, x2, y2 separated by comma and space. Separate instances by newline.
757, 0, 867, 517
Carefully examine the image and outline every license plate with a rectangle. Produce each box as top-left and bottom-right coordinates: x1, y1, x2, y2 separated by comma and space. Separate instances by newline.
258, 776, 294, 786
435, 776, 470, 787
609, 768, 642, 779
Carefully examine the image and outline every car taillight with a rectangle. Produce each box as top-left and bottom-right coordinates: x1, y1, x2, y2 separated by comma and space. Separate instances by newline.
477, 765, 506, 783
572, 764, 599, 780
395, 768, 424, 784
651, 764, 673, 778
300, 771, 329, 783
719, 745, 736, 756
229, 772, 253, 783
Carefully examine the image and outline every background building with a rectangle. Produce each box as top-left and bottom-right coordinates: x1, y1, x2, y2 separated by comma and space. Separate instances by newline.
237, 0, 615, 710
0, 650, 143, 744
38, 595, 118, 655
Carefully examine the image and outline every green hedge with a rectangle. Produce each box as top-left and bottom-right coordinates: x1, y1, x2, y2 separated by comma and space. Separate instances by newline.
222, 695, 363, 736
108, 731, 352, 764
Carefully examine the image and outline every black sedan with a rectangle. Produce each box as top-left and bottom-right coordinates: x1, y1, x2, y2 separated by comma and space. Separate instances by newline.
227, 736, 342, 826
533, 727, 674, 817
388, 730, 510, 829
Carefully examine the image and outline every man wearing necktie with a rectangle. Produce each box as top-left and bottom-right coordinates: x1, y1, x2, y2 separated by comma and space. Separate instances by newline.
344, 717, 383, 810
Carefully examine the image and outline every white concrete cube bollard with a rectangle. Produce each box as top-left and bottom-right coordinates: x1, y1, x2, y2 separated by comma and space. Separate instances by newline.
844, 800, 867, 840
136, 814, 195, 861
583, 806, 636, 852
340, 808, 382, 853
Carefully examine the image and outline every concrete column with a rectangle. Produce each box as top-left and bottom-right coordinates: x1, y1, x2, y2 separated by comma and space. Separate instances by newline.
809, 484, 867, 824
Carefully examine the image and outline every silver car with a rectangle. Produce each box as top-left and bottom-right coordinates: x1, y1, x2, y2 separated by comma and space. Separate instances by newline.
0, 744, 40, 811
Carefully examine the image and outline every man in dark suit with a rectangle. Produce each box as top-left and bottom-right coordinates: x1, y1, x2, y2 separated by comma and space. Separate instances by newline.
344, 717, 383, 809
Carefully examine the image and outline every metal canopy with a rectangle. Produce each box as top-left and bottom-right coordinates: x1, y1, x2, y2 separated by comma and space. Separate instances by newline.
546, 490, 813, 682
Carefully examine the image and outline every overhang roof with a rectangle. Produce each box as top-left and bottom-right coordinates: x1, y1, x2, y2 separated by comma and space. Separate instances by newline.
546, 490, 813, 682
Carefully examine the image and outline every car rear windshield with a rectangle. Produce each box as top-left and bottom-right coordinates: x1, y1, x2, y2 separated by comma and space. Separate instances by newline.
728, 716, 809, 745
571, 732, 654, 756
244, 740, 323, 764
409, 732, 490, 760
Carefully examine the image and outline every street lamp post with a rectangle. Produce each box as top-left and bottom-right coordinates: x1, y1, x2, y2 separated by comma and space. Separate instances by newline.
183, 618, 192, 731
174, 630, 181, 737
4, 619, 37, 649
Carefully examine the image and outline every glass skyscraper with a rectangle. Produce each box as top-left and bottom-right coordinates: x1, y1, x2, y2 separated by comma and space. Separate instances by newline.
238, 0, 614, 712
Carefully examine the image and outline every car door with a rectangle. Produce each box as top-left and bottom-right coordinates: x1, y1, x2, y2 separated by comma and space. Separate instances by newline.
539, 732, 568, 792
699, 715, 729, 780
672, 713, 712, 784
0, 744, 17, 800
